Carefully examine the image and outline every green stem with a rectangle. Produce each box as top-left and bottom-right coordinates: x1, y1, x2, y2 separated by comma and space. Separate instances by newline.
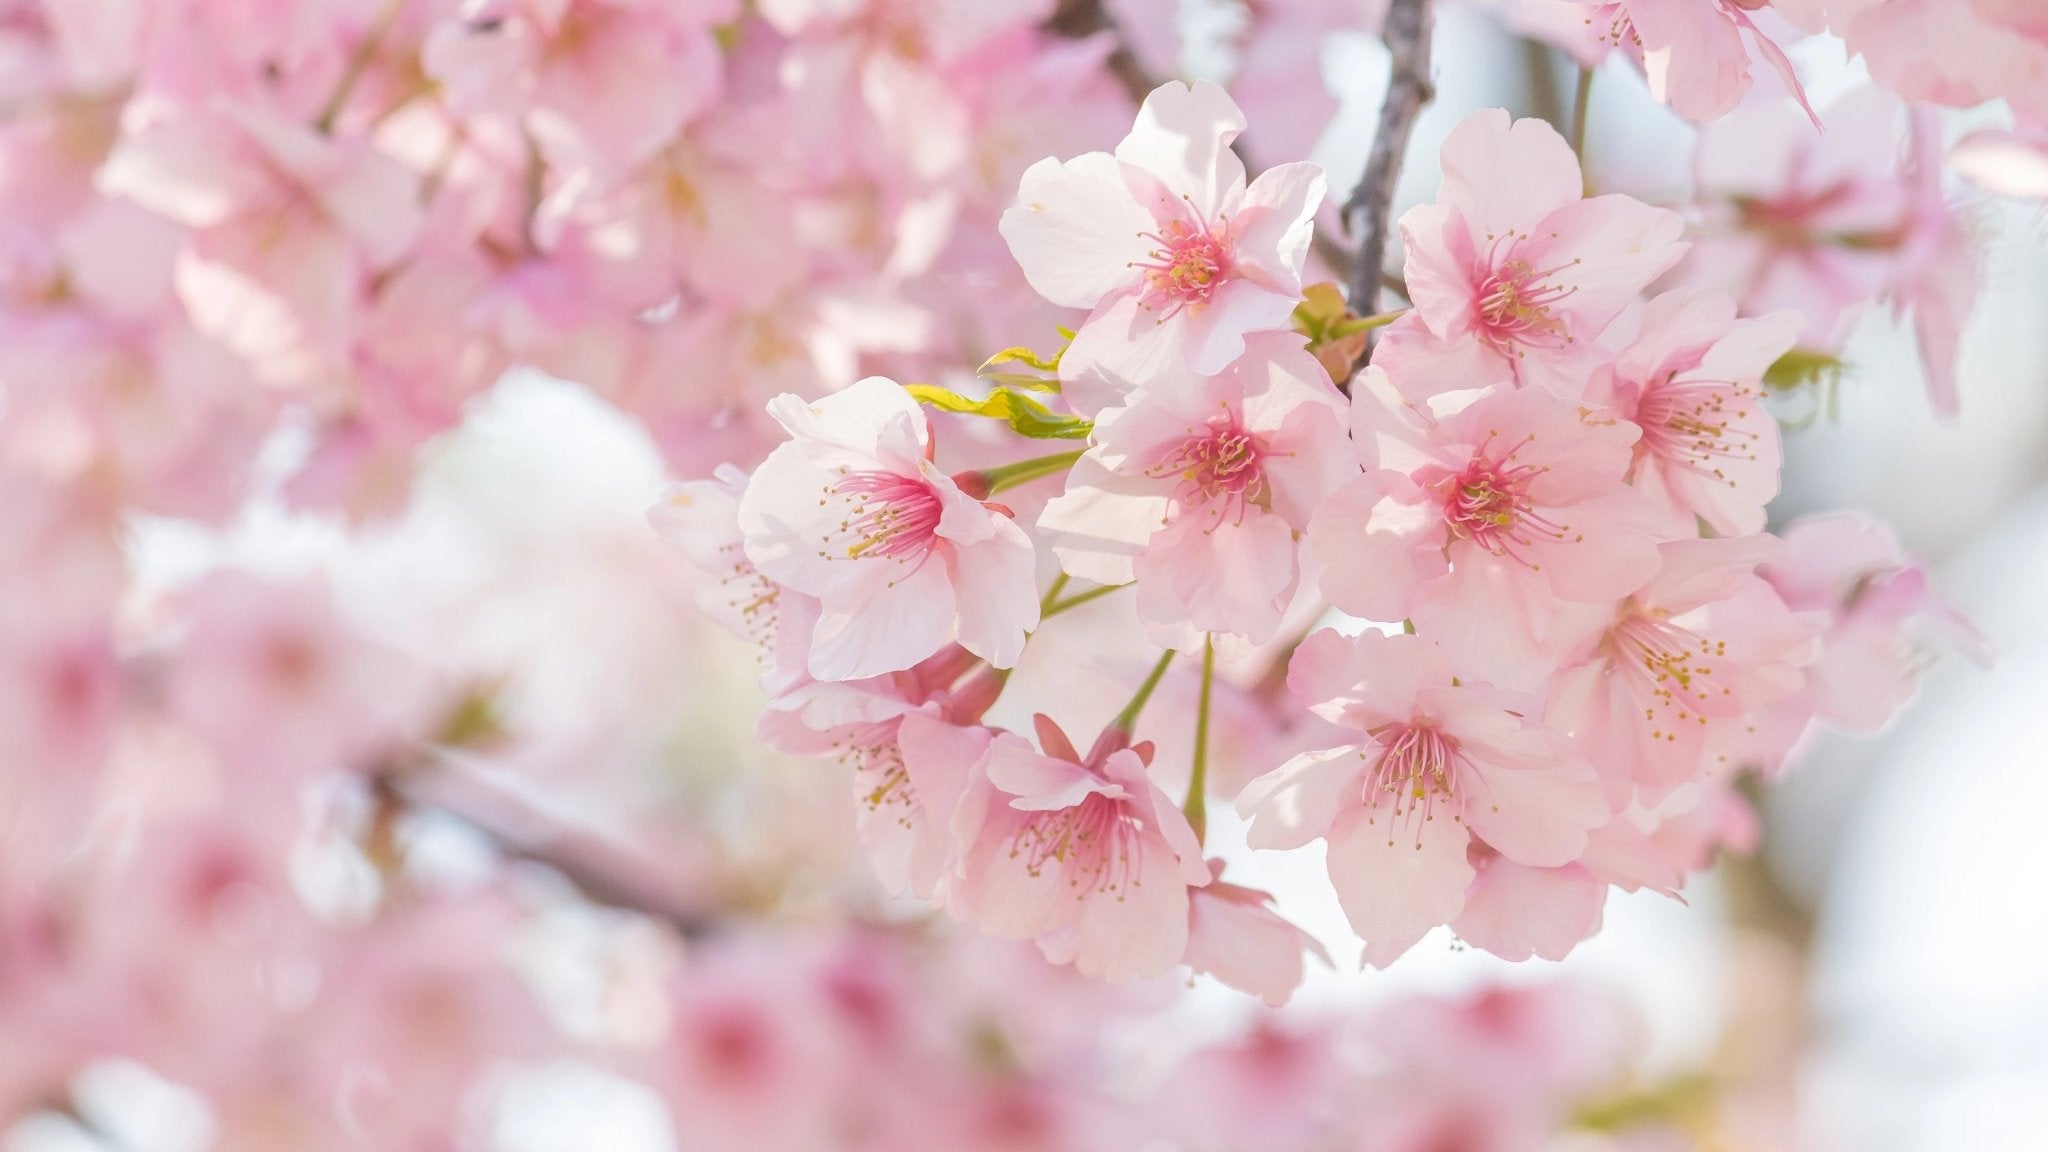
1042, 582, 1125, 620
1038, 573, 1072, 615
1107, 648, 1176, 735
1185, 637, 1215, 843
315, 0, 408, 134
1570, 65, 1595, 189
1353, 308, 1408, 333
981, 449, 1085, 495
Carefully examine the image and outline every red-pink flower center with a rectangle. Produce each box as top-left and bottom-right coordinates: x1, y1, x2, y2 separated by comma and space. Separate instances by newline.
1360, 722, 1465, 849
1012, 791, 1142, 899
1147, 416, 1272, 528
1134, 218, 1231, 314
1475, 250, 1580, 350
818, 469, 943, 567
1635, 374, 1763, 487
1439, 437, 1572, 565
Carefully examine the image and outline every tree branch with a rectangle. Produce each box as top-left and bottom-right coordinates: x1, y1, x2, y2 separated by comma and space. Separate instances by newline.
1045, 0, 1160, 108
379, 758, 721, 938
1342, 0, 1436, 320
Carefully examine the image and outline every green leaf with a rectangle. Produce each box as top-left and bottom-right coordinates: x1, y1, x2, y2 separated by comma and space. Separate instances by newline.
905, 384, 1093, 440
1762, 347, 1848, 393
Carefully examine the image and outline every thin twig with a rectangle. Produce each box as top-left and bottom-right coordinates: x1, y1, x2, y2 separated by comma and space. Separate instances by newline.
1342, 0, 1436, 326
381, 760, 720, 938
1044, 0, 1160, 107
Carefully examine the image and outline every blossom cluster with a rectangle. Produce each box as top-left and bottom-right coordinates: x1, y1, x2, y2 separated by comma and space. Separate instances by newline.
673, 82, 1986, 993
0, 0, 2029, 1142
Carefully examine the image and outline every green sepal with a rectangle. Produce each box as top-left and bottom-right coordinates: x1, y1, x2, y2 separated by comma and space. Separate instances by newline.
905, 383, 1093, 440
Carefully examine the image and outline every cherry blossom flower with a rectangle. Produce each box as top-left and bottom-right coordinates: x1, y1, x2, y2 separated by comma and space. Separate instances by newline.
1036, 333, 1353, 646
1237, 630, 1608, 967
737, 376, 1040, 681
1184, 859, 1331, 1006
947, 717, 1210, 982
1548, 536, 1820, 802
1756, 511, 1989, 737
1399, 109, 1687, 395
1524, 0, 1816, 124
1308, 373, 1662, 687
1590, 290, 1800, 536
1000, 80, 1326, 415
1685, 86, 1982, 416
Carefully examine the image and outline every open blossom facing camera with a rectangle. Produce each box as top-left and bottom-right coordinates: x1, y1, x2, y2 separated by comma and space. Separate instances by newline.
1310, 373, 1661, 687
1238, 630, 1608, 967
1398, 109, 1687, 395
1037, 333, 1352, 645
737, 377, 1039, 682
1000, 80, 1325, 414
1592, 290, 1800, 537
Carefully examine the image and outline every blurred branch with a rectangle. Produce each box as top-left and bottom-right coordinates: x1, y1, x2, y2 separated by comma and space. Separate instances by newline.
1342, 0, 1435, 324
1045, 0, 1160, 108
373, 731, 719, 938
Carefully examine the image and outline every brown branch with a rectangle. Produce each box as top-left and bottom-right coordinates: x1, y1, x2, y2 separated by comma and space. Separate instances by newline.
1045, 0, 1161, 108
1342, 0, 1436, 321
378, 758, 720, 938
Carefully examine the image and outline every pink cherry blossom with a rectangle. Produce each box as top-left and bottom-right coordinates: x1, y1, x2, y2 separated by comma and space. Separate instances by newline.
1684, 86, 1981, 416
1548, 535, 1819, 802
1807, 0, 2048, 122
1590, 290, 1800, 536
1308, 373, 1662, 687
1398, 108, 1687, 395
1000, 79, 1326, 415
947, 718, 1210, 982
1183, 859, 1331, 1006
1541, 0, 1817, 123
1236, 629, 1608, 967
1036, 333, 1353, 646
736, 376, 1040, 681
1756, 511, 1989, 737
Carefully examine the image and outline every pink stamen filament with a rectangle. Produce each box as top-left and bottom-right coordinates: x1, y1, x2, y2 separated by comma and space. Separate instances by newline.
1360, 723, 1465, 850
1635, 374, 1762, 488
1474, 237, 1582, 353
1012, 792, 1143, 901
815, 470, 943, 573
1438, 433, 1573, 566
1609, 611, 1733, 740
1131, 218, 1232, 317
1145, 417, 1275, 532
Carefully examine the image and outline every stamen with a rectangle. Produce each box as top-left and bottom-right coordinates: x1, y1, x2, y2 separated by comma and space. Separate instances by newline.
1359, 723, 1465, 849
1130, 217, 1232, 317
1635, 373, 1762, 489
1144, 412, 1275, 532
1474, 233, 1582, 355
814, 469, 943, 579
1010, 792, 1143, 902
1436, 432, 1572, 566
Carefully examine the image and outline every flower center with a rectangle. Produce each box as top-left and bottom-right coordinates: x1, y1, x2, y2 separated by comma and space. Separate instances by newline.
1439, 436, 1571, 564
1134, 218, 1231, 314
1609, 611, 1733, 739
1634, 374, 1762, 487
1012, 792, 1140, 899
1146, 417, 1272, 528
1359, 723, 1464, 849
816, 470, 943, 568
1474, 241, 1580, 351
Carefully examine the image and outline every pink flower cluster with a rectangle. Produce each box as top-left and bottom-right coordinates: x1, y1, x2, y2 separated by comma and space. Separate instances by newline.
679, 85, 1981, 990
